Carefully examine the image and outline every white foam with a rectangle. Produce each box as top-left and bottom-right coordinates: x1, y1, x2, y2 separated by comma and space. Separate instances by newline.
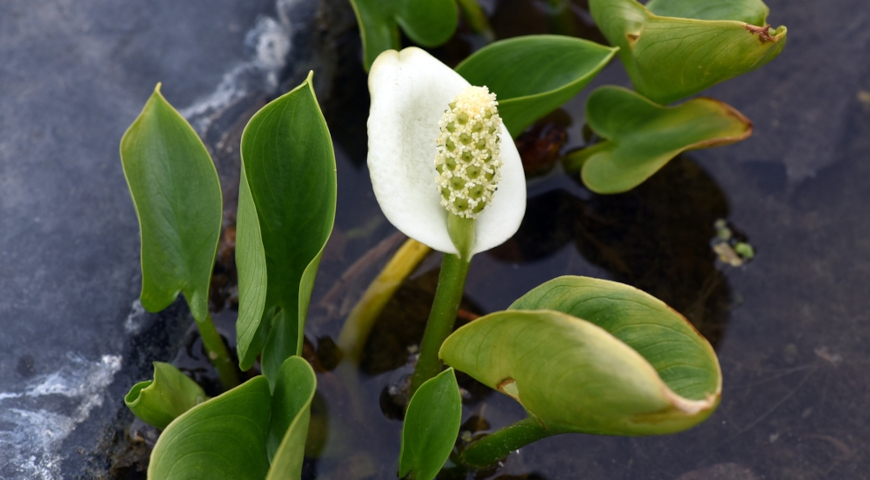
0, 354, 122, 480
179, 14, 292, 132
123, 299, 147, 334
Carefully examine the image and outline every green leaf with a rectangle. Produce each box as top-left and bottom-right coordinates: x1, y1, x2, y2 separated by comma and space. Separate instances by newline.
399, 368, 462, 480
455, 35, 618, 137
509, 276, 721, 403
440, 277, 721, 436
645, 0, 769, 25
395, 0, 458, 47
125, 362, 207, 430
119, 83, 221, 323
148, 376, 272, 480
349, 0, 457, 71
235, 72, 336, 386
266, 357, 317, 480
567, 86, 752, 194
589, 0, 787, 104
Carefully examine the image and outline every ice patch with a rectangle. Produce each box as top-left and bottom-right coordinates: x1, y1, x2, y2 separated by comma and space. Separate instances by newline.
124, 299, 147, 334
0, 354, 122, 480
179, 14, 292, 132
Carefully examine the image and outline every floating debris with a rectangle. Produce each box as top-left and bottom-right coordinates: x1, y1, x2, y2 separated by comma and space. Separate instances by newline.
711, 218, 755, 267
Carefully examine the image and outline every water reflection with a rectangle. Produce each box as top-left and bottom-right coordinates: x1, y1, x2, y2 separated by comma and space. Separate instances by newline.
491, 155, 733, 347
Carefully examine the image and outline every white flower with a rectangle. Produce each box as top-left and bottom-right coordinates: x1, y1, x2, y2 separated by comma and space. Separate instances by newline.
367, 47, 526, 255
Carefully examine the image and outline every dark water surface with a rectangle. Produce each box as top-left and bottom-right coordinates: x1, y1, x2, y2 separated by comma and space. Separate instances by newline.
306, 1, 870, 479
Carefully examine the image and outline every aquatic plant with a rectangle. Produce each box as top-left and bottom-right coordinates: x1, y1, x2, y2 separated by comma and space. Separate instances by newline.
117, 0, 786, 478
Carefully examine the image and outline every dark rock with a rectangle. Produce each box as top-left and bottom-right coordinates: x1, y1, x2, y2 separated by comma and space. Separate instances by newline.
0, 0, 353, 477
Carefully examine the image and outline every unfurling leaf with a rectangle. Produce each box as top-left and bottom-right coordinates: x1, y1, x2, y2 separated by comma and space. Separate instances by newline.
235, 72, 336, 387
590, 0, 787, 104
400, 368, 462, 480
455, 35, 618, 137
440, 276, 721, 436
125, 362, 207, 430
566, 86, 752, 194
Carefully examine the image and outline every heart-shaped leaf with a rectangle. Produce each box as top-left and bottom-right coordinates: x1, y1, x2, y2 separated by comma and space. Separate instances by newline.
440, 276, 720, 436
119, 84, 220, 324
266, 357, 317, 480
350, 0, 457, 71
455, 35, 618, 137
590, 0, 787, 104
125, 362, 207, 430
566, 86, 752, 194
399, 367, 462, 480
235, 72, 337, 386
148, 376, 272, 480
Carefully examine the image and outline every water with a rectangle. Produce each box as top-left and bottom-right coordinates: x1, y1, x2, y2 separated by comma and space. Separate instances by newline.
298, 1, 870, 478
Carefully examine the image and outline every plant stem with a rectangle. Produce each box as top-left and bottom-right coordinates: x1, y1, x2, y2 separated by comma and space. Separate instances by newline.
458, 416, 552, 469
455, 0, 495, 41
197, 313, 239, 390
409, 253, 471, 396
561, 141, 611, 172
336, 238, 431, 365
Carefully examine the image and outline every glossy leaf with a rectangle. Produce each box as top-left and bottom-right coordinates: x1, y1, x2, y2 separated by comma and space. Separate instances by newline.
266, 357, 317, 480
455, 35, 618, 137
645, 0, 769, 25
399, 368, 462, 480
440, 278, 721, 436
125, 362, 207, 430
119, 83, 221, 323
590, 0, 787, 104
148, 376, 272, 480
568, 86, 752, 194
509, 276, 721, 403
349, 0, 457, 71
235, 72, 336, 386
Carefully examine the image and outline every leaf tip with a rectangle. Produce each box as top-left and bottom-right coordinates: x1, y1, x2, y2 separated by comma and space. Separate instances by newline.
154, 82, 163, 94
743, 23, 783, 44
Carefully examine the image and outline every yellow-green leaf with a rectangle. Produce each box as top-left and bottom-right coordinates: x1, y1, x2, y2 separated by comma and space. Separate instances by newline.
440, 276, 721, 436
566, 86, 752, 194
125, 362, 207, 430
590, 0, 787, 104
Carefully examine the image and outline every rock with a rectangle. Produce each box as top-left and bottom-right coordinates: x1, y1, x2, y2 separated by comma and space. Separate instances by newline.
0, 0, 352, 478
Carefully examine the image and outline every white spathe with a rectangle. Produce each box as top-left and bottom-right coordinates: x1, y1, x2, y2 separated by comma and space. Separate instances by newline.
367, 47, 526, 255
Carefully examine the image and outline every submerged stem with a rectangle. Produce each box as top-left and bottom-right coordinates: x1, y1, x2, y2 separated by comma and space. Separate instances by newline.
409, 253, 471, 396
336, 238, 431, 365
196, 313, 239, 390
458, 416, 552, 469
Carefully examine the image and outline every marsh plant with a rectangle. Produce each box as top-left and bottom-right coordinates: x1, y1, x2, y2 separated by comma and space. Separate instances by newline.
119, 0, 786, 478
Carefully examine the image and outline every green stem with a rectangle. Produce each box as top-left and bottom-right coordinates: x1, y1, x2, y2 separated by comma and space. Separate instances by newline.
197, 313, 239, 390
409, 253, 471, 396
458, 417, 553, 469
455, 0, 495, 41
561, 141, 612, 173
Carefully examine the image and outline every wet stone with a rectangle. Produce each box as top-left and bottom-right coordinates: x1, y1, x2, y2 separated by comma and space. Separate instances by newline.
0, 0, 349, 478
